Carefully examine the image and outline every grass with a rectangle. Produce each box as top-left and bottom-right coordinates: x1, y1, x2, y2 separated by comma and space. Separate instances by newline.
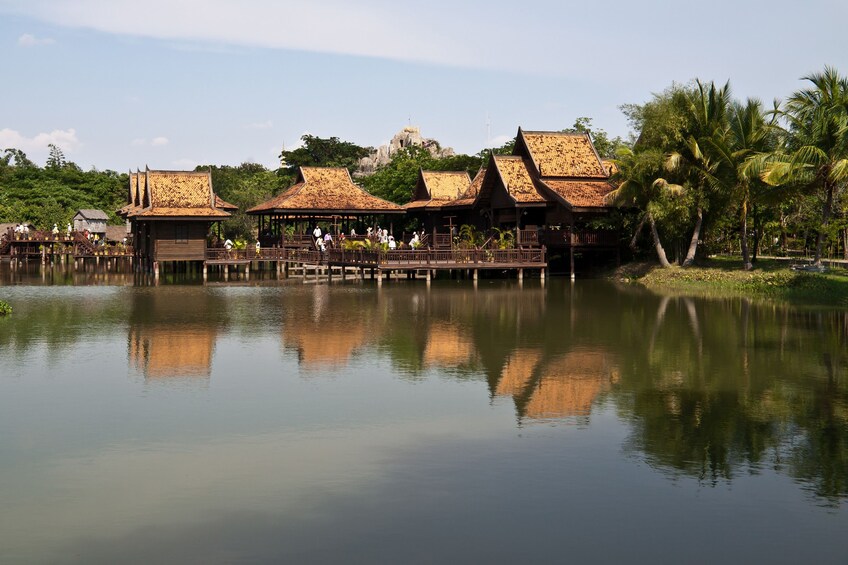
614, 257, 848, 307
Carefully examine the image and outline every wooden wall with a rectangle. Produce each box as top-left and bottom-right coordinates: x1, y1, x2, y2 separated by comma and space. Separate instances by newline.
150, 221, 209, 261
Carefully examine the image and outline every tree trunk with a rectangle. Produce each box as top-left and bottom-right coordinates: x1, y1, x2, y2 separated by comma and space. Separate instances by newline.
740, 198, 752, 270
814, 182, 835, 266
648, 212, 671, 267
751, 204, 760, 263
843, 227, 847, 261
682, 207, 703, 267
630, 213, 647, 251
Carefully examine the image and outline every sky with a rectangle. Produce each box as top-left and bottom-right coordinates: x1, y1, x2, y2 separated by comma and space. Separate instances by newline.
0, 0, 846, 172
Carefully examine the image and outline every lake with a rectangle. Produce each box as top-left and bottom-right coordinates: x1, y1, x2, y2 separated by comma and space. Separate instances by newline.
0, 266, 846, 564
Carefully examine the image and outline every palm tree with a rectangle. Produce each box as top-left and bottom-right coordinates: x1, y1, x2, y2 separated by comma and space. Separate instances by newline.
664, 80, 732, 266
763, 67, 848, 266
607, 147, 679, 267
710, 99, 780, 270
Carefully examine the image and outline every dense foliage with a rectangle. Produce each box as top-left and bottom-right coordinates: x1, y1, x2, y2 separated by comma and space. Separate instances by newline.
612, 67, 848, 268
0, 148, 126, 228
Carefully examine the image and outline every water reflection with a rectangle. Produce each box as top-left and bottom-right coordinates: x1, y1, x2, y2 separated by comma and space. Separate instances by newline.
0, 276, 846, 506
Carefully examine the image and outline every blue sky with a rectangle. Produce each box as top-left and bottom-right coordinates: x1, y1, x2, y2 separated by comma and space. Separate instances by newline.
1, 0, 846, 171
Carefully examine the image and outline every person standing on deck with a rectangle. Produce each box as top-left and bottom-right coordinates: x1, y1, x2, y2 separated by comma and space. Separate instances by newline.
313, 225, 322, 248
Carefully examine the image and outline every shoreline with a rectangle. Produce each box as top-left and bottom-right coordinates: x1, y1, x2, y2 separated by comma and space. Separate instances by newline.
612, 257, 848, 308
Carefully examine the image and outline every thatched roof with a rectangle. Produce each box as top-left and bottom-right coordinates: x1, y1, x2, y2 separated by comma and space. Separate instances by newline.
248, 167, 403, 215
518, 129, 607, 178
540, 179, 616, 209
443, 168, 486, 209
127, 169, 231, 220
405, 170, 471, 210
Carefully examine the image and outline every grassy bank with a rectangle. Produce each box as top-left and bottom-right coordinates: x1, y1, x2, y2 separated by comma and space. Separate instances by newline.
615, 257, 848, 307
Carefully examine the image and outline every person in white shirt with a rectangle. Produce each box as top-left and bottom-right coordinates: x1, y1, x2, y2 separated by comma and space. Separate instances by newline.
388, 236, 396, 250
224, 239, 234, 250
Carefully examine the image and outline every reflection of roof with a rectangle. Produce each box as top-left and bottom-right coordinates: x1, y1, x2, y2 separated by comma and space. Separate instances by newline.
423, 323, 476, 367
249, 167, 403, 214
496, 348, 618, 421
444, 168, 485, 208
493, 156, 543, 203
285, 325, 368, 368
541, 180, 615, 208
520, 130, 606, 178
129, 170, 230, 219
129, 327, 216, 378
495, 349, 541, 396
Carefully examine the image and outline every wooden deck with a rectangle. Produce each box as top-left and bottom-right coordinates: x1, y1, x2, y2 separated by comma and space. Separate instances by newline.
205, 247, 546, 271
1, 229, 133, 260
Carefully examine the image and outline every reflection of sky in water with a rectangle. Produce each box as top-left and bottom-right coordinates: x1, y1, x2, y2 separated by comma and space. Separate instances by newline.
0, 280, 845, 563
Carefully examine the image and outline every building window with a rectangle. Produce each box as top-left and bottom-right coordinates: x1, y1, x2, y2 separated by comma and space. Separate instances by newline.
175, 224, 189, 244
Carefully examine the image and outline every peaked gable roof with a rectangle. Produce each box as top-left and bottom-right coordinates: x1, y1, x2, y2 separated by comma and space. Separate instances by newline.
517, 128, 607, 178
248, 167, 403, 215
492, 155, 545, 204
406, 169, 471, 209
130, 169, 230, 219
74, 209, 110, 220
443, 167, 486, 208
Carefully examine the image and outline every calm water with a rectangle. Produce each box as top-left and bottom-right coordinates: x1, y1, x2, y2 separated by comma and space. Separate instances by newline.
0, 265, 846, 564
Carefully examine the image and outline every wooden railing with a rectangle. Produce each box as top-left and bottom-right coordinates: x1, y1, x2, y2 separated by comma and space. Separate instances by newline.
204, 246, 545, 267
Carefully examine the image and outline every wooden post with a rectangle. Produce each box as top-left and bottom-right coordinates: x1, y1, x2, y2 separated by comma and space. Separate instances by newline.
153, 261, 160, 280
473, 269, 478, 281
570, 225, 576, 280
518, 268, 523, 282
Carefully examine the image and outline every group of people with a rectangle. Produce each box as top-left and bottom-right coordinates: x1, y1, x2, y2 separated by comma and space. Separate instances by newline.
12, 223, 31, 237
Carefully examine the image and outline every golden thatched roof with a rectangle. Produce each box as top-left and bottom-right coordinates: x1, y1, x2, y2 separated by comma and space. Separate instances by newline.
519, 129, 607, 178
405, 170, 471, 210
129, 169, 230, 219
493, 156, 544, 203
601, 159, 619, 176
249, 167, 403, 215
443, 168, 486, 208
540, 179, 616, 209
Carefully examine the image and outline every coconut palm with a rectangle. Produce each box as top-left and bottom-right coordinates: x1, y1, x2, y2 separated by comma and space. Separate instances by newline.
607, 147, 679, 267
663, 80, 732, 266
763, 67, 848, 266
709, 99, 780, 269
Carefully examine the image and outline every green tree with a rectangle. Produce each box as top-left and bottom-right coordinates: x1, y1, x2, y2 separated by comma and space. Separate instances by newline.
565, 117, 629, 159
279, 135, 372, 176
762, 67, 848, 266
607, 147, 678, 267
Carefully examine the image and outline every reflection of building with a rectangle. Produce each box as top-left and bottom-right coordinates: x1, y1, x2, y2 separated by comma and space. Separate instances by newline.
127, 289, 225, 380
496, 348, 618, 422
129, 327, 216, 379
284, 325, 368, 369
423, 323, 477, 368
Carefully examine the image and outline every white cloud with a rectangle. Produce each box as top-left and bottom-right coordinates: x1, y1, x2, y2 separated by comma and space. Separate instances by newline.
131, 136, 169, 147
17, 33, 55, 47
0, 128, 80, 153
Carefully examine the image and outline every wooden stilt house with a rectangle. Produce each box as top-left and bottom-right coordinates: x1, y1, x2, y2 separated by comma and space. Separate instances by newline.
119, 169, 234, 270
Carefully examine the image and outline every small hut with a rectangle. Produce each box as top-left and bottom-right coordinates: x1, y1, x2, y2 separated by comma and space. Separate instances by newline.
247, 167, 404, 247
73, 209, 109, 236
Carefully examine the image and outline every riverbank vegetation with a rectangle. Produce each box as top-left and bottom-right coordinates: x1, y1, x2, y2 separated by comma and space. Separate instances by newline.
0, 300, 11, 315
616, 257, 848, 306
